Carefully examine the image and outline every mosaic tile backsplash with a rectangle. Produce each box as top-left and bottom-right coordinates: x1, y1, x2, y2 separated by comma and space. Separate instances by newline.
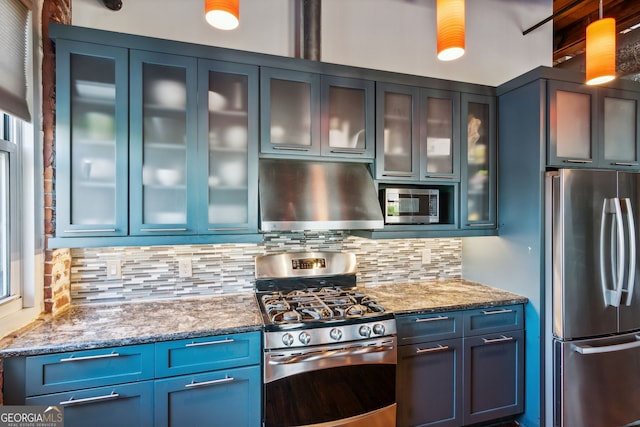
70, 232, 462, 304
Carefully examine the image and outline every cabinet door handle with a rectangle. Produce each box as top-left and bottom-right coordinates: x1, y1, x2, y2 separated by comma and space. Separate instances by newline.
273, 146, 310, 152
60, 392, 120, 406
207, 227, 248, 232
562, 159, 592, 164
63, 228, 117, 233
185, 338, 235, 348
425, 175, 455, 179
330, 149, 366, 155
382, 173, 416, 178
466, 223, 495, 227
139, 228, 188, 232
415, 315, 449, 322
416, 344, 450, 354
60, 352, 120, 363
611, 162, 639, 167
184, 376, 235, 389
482, 335, 514, 344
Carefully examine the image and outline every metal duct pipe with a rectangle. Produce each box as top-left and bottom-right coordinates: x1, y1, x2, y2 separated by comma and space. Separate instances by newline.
295, 0, 321, 60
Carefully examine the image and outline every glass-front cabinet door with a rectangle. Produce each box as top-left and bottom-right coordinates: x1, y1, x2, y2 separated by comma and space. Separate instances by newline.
260, 67, 321, 156
321, 75, 375, 159
548, 80, 597, 167
420, 88, 460, 181
197, 59, 258, 234
599, 87, 640, 169
461, 93, 496, 229
376, 83, 420, 181
130, 51, 198, 235
55, 40, 129, 237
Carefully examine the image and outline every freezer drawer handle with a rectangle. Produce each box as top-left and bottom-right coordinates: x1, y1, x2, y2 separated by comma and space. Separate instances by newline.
572, 335, 640, 355
482, 335, 514, 344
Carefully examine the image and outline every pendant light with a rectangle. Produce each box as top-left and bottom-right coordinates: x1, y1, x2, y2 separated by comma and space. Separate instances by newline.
585, 0, 616, 85
437, 0, 465, 61
205, 0, 239, 31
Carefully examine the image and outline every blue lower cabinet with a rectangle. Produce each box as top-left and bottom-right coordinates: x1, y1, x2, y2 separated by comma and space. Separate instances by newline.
25, 380, 154, 427
154, 365, 261, 427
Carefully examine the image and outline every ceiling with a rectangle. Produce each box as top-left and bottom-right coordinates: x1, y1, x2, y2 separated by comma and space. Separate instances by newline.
552, 0, 640, 79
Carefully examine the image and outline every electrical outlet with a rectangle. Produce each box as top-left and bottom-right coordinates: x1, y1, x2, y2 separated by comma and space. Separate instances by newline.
106, 259, 122, 280
421, 249, 432, 265
178, 258, 192, 278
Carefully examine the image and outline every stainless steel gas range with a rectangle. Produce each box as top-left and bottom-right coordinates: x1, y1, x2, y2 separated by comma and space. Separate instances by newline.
255, 251, 397, 427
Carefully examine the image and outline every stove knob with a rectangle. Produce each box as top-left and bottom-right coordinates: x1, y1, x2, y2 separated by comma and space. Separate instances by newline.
330, 328, 343, 341
299, 331, 311, 345
359, 325, 372, 338
373, 324, 385, 336
282, 333, 294, 347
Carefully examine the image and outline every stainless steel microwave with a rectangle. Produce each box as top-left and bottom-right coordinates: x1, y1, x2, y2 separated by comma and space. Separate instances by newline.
383, 188, 439, 224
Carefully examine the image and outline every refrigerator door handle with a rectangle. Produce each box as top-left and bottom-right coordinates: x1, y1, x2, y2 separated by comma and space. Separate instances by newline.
622, 197, 637, 306
600, 198, 625, 307
571, 335, 640, 355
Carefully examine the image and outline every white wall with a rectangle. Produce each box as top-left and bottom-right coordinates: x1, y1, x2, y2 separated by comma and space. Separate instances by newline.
72, 0, 552, 87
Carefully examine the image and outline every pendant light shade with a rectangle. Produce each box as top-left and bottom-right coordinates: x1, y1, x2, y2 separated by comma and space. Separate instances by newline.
205, 0, 239, 31
586, 17, 616, 85
437, 0, 465, 61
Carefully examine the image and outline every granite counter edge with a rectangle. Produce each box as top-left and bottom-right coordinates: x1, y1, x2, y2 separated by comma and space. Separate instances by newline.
389, 297, 529, 316
0, 324, 263, 358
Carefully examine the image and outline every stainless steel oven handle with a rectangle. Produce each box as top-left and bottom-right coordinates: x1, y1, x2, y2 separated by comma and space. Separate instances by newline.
268, 343, 395, 366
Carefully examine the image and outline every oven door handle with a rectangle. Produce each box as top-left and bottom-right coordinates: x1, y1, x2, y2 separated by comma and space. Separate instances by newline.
268, 343, 395, 365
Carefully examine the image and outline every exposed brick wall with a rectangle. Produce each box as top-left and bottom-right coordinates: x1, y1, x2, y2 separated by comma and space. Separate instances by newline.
42, 0, 71, 315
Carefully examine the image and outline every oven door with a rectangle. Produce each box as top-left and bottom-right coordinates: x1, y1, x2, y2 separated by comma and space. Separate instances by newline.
263, 336, 397, 427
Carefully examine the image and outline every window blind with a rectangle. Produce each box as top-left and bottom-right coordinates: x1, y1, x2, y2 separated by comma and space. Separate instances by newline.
0, 0, 31, 122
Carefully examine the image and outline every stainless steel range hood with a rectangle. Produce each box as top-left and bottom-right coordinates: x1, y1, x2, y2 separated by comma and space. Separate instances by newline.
259, 159, 384, 232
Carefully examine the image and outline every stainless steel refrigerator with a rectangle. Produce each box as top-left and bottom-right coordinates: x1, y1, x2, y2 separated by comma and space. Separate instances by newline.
547, 169, 640, 427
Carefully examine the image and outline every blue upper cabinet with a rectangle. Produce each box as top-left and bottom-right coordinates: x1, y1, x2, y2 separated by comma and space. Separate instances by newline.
460, 93, 497, 230
260, 67, 321, 157
197, 59, 259, 234
129, 50, 199, 235
320, 75, 375, 159
55, 40, 129, 237
260, 68, 374, 161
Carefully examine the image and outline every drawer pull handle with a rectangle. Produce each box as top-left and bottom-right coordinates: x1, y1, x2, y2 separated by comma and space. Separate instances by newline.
60, 391, 120, 406
482, 335, 514, 344
185, 376, 235, 389
416, 344, 450, 354
59, 352, 120, 363
185, 338, 235, 348
415, 316, 449, 323
481, 309, 513, 315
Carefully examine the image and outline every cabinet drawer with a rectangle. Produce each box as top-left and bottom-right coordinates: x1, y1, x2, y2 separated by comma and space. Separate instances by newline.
463, 304, 523, 336
154, 365, 261, 427
155, 332, 260, 378
397, 311, 462, 345
24, 344, 154, 397
26, 380, 154, 427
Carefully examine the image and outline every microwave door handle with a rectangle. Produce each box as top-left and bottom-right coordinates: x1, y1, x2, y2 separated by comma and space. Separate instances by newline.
623, 198, 637, 306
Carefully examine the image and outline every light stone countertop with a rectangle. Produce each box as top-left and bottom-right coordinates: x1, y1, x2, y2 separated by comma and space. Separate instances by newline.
0, 279, 527, 357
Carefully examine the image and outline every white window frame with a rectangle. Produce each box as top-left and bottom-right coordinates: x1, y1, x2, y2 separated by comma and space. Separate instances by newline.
0, 0, 43, 338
